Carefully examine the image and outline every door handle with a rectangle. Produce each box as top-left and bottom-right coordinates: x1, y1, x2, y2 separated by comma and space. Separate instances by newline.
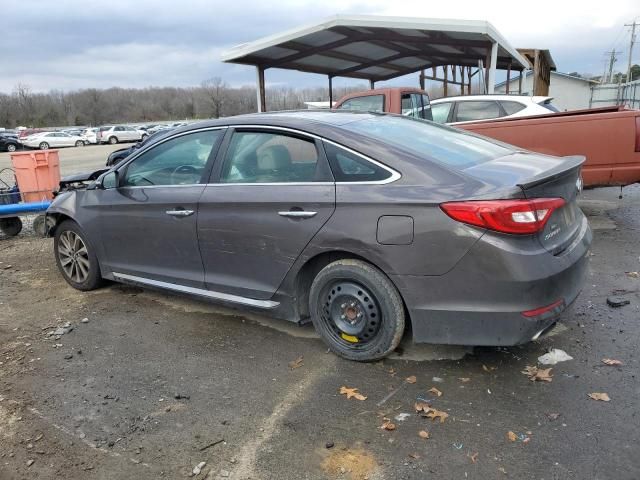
278, 210, 318, 219
166, 209, 194, 217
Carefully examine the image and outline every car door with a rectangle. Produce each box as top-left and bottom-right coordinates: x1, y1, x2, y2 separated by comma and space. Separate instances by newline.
197, 127, 336, 300
123, 126, 138, 141
57, 133, 73, 146
95, 128, 225, 287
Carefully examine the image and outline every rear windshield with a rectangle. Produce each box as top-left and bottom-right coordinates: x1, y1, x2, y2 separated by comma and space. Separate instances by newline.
541, 100, 560, 112
342, 116, 513, 169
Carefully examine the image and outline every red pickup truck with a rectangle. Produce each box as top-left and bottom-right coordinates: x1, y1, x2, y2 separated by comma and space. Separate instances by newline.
334, 87, 640, 187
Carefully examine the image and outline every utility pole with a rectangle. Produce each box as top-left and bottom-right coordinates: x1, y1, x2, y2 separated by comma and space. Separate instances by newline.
625, 21, 638, 82
604, 50, 622, 83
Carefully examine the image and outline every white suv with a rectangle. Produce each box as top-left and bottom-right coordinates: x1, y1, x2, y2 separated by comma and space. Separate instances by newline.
430, 95, 560, 125
98, 126, 147, 144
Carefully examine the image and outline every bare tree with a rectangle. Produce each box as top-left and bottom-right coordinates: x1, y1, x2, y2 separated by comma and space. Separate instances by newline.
201, 77, 226, 118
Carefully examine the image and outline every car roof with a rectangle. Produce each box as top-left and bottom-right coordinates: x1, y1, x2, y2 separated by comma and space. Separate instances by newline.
430, 95, 552, 104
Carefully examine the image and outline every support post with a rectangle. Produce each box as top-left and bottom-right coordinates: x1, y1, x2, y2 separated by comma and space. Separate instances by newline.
468, 66, 472, 94
369, 79, 375, 90
328, 76, 333, 108
506, 62, 511, 94
518, 70, 523, 94
443, 66, 448, 97
419, 69, 425, 90
486, 42, 498, 94
256, 66, 266, 113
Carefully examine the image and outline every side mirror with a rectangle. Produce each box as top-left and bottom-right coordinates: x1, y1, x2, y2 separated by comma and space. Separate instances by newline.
100, 171, 119, 189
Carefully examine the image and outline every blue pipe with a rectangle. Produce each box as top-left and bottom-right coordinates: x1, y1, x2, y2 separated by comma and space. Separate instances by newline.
0, 201, 51, 215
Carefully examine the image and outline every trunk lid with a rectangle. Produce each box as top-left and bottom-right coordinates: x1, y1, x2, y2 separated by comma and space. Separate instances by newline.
464, 153, 585, 254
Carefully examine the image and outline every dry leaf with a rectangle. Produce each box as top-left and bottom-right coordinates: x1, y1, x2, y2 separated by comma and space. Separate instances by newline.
482, 364, 497, 372
588, 392, 611, 402
414, 401, 429, 413
425, 408, 449, 423
458, 377, 471, 383
339, 386, 367, 401
405, 375, 417, 384
507, 431, 517, 442
418, 430, 430, 439
521, 365, 553, 382
408, 453, 420, 459
625, 271, 639, 278
428, 387, 443, 397
288, 355, 304, 369
547, 413, 560, 421
388, 367, 397, 377
602, 358, 623, 366
380, 418, 396, 431
469, 452, 479, 464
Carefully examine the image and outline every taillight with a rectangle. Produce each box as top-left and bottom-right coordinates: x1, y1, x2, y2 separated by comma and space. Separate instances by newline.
635, 116, 640, 152
440, 198, 565, 234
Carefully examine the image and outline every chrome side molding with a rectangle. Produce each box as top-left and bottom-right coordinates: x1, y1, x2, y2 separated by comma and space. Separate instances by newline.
112, 272, 280, 309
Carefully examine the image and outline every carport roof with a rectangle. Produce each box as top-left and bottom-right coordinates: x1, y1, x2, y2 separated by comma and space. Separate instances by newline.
221, 15, 529, 82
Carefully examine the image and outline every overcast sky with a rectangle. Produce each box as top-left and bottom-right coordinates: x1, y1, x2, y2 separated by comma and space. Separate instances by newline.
3, 0, 638, 93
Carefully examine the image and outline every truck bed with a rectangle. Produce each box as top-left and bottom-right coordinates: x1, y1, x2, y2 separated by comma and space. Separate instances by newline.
456, 106, 640, 187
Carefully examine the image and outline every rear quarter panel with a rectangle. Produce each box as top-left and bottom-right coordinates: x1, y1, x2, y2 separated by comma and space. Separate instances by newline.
458, 110, 640, 187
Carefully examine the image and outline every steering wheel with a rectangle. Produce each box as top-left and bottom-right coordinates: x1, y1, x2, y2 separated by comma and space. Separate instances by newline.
170, 165, 200, 185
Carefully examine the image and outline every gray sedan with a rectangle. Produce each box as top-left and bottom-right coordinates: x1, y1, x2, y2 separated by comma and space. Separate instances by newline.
47, 111, 591, 361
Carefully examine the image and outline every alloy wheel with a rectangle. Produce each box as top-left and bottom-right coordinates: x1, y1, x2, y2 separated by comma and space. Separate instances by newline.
57, 230, 90, 283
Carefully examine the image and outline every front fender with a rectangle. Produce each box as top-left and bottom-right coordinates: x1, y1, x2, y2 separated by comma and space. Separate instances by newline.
46, 191, 79, 234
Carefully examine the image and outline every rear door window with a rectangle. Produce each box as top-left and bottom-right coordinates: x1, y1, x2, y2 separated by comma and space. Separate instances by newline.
337, 95, 385, 113
220, 131, 325, 183
323, 142, 393, 183
500, 101, 526, 115
454, 101, 502, 122
431, 102, 453, 124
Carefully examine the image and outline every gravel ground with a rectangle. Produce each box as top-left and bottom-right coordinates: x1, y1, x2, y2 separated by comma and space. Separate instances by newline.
0, 184, 638, 480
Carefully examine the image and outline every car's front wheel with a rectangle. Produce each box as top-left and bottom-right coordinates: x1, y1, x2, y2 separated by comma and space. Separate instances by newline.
54, 220, 104, 291
75, 140, 84, 147
108, 136, 118, 144
39, 142, 49, 150
309, 259, 405, 361
7, 144, 16, 152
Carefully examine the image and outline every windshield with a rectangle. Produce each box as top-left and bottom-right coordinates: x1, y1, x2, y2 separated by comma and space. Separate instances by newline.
342, 115, 514, 169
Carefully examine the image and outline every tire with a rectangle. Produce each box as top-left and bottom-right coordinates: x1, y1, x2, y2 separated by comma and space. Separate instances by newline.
33, 214, 56, 237
75, 140, 84, 147
141, 134, 148, 141
7, 144, 16, 152
108, 136, 118, 144
309, 259, 405, 361
39, 142, 49, 150
54, 220, 104, 291
0, 217, 22, 237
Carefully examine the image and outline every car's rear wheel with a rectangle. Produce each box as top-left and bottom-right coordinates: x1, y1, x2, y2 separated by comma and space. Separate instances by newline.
108, 136, 118, 144
141, 134, 148, 141
54, 220, 103, 291
39, 142, 49, 150
309, 259, 405, 361
7, 144, 16, 152
75, 140, 84, 147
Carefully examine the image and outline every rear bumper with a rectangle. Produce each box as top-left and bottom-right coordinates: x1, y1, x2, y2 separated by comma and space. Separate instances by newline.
392, 215, 592, 346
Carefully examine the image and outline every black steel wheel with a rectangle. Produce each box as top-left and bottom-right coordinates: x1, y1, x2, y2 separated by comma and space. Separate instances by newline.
54, 220, 104, 291
310, 259, 405, 361
0, 217, 22, 237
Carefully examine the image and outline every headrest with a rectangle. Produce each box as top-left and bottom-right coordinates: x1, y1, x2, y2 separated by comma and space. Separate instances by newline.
258, 145, 292, 170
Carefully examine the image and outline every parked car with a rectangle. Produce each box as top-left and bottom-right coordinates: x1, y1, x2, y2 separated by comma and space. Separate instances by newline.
17, 128, 46, 139
47, 111, 591, 361
81, 128, 99, 145
335, 87, 640, 187
62, 128, 86, 137
0, 132, 21, 152
429, 94, 559, 125
21, 131, 86, 149
105, 128, 176, 166
336, 87, 432, 120
97, 126, 148, 144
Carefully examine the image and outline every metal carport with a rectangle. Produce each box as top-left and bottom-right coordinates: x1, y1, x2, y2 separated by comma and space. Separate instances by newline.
221, 15, 530, 112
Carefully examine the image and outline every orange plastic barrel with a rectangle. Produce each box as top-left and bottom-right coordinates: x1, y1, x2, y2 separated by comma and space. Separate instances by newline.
10, 150, 61, 202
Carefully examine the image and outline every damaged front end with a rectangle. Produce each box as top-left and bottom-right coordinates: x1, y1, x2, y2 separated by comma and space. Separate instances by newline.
55, 169, 108, 195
